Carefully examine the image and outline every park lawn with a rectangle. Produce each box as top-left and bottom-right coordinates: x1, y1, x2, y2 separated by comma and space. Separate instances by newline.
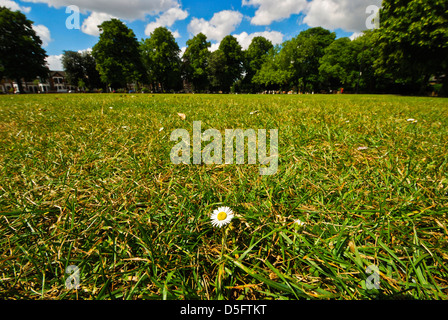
0, 93, 447, 300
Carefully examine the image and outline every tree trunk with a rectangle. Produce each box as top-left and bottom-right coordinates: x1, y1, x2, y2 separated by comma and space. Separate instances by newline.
419, 74, 430, 96
441, 74, 448, 97
16, 78, 24, 94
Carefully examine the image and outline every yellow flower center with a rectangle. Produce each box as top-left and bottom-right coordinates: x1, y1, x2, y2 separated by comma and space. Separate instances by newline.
217, 211, 227, 221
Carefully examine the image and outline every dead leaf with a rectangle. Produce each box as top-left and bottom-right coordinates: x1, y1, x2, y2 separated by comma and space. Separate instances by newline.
178, 113, 186, 120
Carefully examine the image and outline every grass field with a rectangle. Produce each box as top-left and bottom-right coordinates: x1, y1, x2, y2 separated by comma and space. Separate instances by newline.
1, 93, 448, 300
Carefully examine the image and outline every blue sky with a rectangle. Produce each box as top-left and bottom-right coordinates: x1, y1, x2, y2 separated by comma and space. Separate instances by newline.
1, 0, 382, 70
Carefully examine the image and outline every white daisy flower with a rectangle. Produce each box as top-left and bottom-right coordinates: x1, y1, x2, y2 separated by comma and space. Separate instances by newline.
210, 206, 234, 228
294, 219, 306, 227
407, 118, 417, 123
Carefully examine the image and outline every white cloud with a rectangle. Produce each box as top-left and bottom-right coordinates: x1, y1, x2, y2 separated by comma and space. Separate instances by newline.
21, 0, 179, 20
46, 54, 63, 70
78, 47, 92, 54
209, 42, 220, 52
242, 0, 308, 25
349, 32, 363, 40
144, 6, 188, 36
145, 22, 160, 36
243, 0, 383, 32
179, 46, 186, 57
233, 31, 283, 50
303, 0, 383, 32
81, 12, 115, 36
156, 6, 188, 27
32, 24, 52, 47
171, 30, 181, 38
188, 10, 243, 42
0, 0, 31, 12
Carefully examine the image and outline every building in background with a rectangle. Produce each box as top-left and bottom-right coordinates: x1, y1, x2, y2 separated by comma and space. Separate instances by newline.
0, 71, 78, 93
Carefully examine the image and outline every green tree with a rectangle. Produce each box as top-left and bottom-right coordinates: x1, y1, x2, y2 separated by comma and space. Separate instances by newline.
253, 46, 290, 91
92, 19, 144, 90
82, 52, 103, 90
62, 51, 85, 87
77, 79, 86, 91
319, 37, 356, 91
207, 49, 226, 92
280, 27, 335, 92
241, 36, 273, 93
0, 7, 49, 93
376, 0, 448, 95
207, 35, 244, 92
351, 31, 394, 93
182, 33, 211, 92
141, 27, 182, 92
62, 51, 103, 91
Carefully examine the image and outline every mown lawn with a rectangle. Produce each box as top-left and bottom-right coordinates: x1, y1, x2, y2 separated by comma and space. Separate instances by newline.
0, 93, 447, 299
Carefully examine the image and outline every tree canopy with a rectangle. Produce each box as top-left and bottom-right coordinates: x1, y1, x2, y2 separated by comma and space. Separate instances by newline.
208, 35, 244, 93
62, 51, 102, 91
182, 33, 211, 92
376, 0, 448, 95
0, 6, 48, 93
240, 36, 274, 93
141, 27, 182, 92
91, 19, 144, 90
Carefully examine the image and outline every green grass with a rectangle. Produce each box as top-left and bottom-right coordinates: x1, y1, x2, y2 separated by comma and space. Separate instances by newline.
0, 93, 447, 300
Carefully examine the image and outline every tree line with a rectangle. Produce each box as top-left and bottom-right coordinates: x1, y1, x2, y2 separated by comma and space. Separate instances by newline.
1, 0, 447, 96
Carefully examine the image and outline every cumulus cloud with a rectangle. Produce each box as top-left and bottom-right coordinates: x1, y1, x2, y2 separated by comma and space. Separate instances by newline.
349, 32, 363, 41
32, 24, 52, 47
233, 31, 283, 50
243, 0, 383, 32
21, 0, 179, 20
188, 10, 243, 42
209, 42, 220, 52
46, 54, 63, 70
242, 0, 308, 25
171, 30, 181, 38
81, 12, 116, 36
78, 47, 92, 54
145, 6, 188, 36
0, 0, 31, 13
303, 0, 383, 32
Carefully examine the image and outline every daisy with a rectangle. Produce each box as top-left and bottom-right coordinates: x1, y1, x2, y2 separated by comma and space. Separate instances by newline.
211, 206, 234, 228
407, 118, 417, 123
294, 219, 306, 227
